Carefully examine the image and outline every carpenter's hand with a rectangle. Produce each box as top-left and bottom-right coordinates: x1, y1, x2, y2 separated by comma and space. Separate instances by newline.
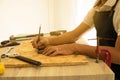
32, 36, 49, 49
42, 44, 75, 56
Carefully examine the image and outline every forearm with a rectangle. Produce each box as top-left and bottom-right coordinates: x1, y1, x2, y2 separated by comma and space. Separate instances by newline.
72, 43, 120, 65
72, 43, 97, 58
48, 22, 91, 45
48, 31, 77, 45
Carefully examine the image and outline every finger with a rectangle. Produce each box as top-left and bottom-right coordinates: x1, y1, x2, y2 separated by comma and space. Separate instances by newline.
42, 47, 49, 54
38, 42, 46, 49
31, 40, 35, 48
49, 52, 59, 56
43, 48, 56, 56
32, 37, 39, 48
38, 45, 45, 50
32, 40, 37, 48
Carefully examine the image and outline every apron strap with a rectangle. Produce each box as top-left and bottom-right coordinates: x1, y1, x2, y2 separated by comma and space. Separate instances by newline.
109, 0, 119, 16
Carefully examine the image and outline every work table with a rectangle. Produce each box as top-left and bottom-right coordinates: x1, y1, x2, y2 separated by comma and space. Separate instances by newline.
0, 40, 114, 80
0, 58, 114, 80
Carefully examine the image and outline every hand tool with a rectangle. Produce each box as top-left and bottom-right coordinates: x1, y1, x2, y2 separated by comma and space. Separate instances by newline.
88, 37, 100, 63
98, 49, 111, 67
0, 40, 20, 48
0, 53, 5, 74
88, 37, 111, 67
37, 25, 44, 54
0, 48, 13, 74
10, 34, 43, 41
95, 37, 100, 63
95, 37, 111, 67
1, 47, 41, 66
1, 34, 44, 46
37, 26, 41, 43
0, 62, 5, 74
50, 30, 67, 36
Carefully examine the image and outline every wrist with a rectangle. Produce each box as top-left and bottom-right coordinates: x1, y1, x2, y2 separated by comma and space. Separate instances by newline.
70, 43, 82, 55
68, 43, 80, 54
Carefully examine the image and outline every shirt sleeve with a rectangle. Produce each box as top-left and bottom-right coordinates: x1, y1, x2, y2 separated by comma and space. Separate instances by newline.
113, 2, 120, 36
83, 8, 95, 27
117, 17, 120, 36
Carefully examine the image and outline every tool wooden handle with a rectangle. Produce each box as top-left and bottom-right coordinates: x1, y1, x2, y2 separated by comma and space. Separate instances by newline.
96, 49, 111, 67
15, 56, 41, 66
101, 50, 111, 67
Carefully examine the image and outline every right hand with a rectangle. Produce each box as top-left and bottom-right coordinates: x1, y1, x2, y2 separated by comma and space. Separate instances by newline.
32, 36, 49, 50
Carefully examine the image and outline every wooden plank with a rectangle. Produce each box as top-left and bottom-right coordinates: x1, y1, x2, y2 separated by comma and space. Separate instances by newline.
3, 41, 88, 67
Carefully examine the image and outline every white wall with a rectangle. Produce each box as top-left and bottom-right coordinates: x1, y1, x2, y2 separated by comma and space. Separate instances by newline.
0, 0, 51, 41
54, 0, 76, 31
0, 0, 96, 44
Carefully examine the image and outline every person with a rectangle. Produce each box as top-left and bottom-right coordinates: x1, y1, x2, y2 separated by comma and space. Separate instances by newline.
32, 0, 120, 80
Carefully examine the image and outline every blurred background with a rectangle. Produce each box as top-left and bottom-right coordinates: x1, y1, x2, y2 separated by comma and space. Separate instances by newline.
0, 0, 96, 45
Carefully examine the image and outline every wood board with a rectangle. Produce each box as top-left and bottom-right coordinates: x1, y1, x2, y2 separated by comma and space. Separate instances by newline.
4, 41, 88, 68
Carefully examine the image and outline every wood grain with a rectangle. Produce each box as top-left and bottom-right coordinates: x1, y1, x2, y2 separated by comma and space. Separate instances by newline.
4, 41, 88, 67
0, 41, 114, 80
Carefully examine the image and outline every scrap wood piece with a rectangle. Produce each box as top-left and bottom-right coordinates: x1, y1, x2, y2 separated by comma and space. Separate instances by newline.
4, 41, 88, 68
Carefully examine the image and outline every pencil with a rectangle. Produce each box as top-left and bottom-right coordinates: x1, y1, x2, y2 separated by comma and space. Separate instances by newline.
37, 25, 44, 54
38, 25, 41, 43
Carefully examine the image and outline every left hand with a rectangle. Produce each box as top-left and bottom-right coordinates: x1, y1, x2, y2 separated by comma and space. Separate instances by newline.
42, 44, 75, 56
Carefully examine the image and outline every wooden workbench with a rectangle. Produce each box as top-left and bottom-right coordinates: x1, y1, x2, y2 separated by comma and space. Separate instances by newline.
0, 59, 114, 80
0, 40, 114, 80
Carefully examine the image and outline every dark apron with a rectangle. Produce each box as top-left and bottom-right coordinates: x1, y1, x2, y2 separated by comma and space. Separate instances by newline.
93, 2, 120, 80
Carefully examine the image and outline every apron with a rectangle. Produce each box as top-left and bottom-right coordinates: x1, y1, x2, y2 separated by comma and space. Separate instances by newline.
93, 1, 120, 79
